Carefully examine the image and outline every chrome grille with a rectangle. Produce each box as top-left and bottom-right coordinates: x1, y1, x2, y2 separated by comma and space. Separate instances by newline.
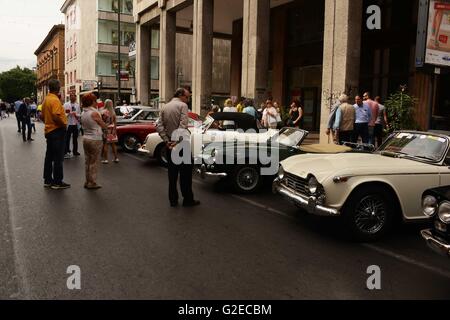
283, 173, 308, 195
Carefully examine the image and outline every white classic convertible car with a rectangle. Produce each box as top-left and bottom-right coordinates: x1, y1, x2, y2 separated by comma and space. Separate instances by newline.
273, 131, 450, 241
138, 112, 277, 165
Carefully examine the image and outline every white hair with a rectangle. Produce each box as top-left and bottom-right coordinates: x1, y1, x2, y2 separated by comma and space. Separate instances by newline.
339, 94, 348, 103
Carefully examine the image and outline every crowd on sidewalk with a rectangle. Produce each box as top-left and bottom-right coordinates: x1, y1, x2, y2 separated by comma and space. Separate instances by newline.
207, 97, 305, 130
326, 92, 388, 148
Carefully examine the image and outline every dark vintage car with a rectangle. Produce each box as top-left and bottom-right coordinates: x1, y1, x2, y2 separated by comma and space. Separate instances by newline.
194, 127, 367, 194
421, 186, 450, 258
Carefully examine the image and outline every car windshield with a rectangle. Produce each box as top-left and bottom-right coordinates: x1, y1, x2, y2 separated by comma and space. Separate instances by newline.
272, 128, 305, 147
202, 116, 216, 132
378, 132, 448, 162
116, 107, 140, 118
136, 110, 159, 121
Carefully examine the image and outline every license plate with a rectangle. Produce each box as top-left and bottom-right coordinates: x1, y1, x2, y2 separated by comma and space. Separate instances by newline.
307, 197, 316, 213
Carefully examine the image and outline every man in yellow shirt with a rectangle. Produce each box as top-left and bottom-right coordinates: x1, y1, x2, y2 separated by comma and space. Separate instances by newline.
42, 79, 70, 190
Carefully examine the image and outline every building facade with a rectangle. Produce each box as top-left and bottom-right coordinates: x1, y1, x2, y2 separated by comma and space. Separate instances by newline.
134, 0, 450, 142
61, 0, 136, 104
35, 25, 66, 104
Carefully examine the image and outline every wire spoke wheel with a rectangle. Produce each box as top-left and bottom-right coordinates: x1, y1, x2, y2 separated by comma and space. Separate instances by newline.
354, 195, 387, 235
236, 167, 259, 192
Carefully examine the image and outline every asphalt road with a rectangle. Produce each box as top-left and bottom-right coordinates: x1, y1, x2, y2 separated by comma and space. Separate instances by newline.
0, 116, 449, 300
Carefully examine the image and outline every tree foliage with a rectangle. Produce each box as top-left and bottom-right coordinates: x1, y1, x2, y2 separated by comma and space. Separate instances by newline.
385, 88, 419, 133
0, 66, 37, 102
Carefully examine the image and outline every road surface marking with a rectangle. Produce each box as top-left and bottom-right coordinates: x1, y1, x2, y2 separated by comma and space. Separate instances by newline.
362, 243, 450, 280
0, 126, 31, 298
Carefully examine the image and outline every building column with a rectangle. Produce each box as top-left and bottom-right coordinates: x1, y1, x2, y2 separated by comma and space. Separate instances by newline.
192, 0, 214, 115
159, 9, 176, 105
241, 0, 270, 106
136, 23, 151, 105
230, 19, 243, 99
272, 7, 287, 105
320, 0, 363, 143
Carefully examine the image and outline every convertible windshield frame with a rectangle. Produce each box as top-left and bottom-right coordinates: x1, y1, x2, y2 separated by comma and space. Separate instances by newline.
271, 128, 306, 147
376, 131, 450, 164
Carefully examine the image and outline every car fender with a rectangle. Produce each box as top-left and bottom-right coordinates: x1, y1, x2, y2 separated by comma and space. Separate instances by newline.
323, 173, 441, 221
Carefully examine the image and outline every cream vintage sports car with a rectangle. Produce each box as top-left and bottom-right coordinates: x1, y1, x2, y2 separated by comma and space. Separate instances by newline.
273, 131, 450, 241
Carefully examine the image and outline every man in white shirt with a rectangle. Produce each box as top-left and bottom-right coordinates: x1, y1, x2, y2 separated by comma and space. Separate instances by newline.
64, 94, 81, 158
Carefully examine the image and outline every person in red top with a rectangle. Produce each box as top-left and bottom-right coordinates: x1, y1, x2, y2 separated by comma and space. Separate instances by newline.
363, 92, 379, 146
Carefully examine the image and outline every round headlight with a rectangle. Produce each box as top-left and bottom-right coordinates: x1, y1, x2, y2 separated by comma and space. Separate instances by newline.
422, 195, 438, 217
278, 166, 285, 180
438, 201, 450, 224
308, 176, 319, 195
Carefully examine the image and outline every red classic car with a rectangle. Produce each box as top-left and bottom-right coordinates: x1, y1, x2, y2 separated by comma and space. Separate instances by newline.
117, 112, 200, 153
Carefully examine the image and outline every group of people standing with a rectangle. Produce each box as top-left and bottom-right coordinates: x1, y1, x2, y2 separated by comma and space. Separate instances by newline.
326, 92, 388, 147
40, 79, 119, 190
211, 97, 305, 130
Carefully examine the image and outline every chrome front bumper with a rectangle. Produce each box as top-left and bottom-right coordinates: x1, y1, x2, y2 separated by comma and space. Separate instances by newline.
272, 178, 340, 217
195, 164, 228, 179
421, 229, 450, 258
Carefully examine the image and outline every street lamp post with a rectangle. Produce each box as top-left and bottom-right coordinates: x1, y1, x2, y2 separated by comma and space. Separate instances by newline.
117, 0, 122, 104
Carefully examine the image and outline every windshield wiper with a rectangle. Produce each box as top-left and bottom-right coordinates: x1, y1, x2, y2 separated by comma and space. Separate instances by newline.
379, 151, 402, 158
411, 155, 437, 162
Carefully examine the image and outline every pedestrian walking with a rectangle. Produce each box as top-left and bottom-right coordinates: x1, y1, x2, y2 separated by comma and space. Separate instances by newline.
64, 94, 82, 159
262, 100, 279, 129
156, 88, 200, 208
222, 98, 237, 129
287, 100, 303, 128
0, 100, 7, 119
243, 99, 258, 119
333, 94, 355, 145
81, 93, 108, 190
236, 97, 246, 113
326, 98, 342, 143
352, 95, 371, 144
42, 79, 70, 190
374, 96, 389, 148
101, 99, 119, 164
18, 97, 33, 142
363, 92, 379, 145
30, 101, 37, 119
14, 99, 23, 133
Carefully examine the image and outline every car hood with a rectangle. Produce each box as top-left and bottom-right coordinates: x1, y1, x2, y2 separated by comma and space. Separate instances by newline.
281, 152, 436, 183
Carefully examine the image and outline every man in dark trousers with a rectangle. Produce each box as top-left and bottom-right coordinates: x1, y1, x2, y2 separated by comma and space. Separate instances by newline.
42, 79, 70, 190
157, 88, 200, 208
18, 97, 33, 142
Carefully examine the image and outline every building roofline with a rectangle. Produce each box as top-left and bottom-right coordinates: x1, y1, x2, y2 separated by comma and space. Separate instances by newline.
60, 0, 75, 13
34, 24, 65, 56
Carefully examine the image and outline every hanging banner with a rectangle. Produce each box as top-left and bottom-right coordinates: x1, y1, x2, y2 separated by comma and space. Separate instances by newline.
425, 0, 450, 67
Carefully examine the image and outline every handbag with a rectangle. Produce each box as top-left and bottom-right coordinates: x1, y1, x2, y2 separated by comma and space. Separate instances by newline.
106, 125, 118, 143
